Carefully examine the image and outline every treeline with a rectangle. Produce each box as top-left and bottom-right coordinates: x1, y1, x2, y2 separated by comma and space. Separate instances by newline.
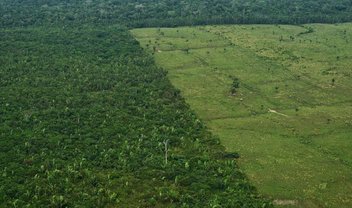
1, 0, 352, 28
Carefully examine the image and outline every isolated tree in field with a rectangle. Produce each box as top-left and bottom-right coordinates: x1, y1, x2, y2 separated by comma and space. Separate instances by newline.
331, 78, 335, 86
230, 76, 240, 95
275, 86, 279, 92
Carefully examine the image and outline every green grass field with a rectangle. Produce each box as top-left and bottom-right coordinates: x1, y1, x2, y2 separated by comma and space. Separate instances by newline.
131, 24, 352, 207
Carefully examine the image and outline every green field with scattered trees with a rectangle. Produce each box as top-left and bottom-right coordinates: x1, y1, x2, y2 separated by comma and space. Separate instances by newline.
132, 24, 352, 207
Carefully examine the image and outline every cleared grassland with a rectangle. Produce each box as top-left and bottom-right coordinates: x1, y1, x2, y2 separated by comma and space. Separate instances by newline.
131, 24, 352, 207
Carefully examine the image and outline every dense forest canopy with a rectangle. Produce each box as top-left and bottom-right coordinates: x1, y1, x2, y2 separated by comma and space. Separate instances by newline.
1, 0, 351, 207
1, 0, 352, 27
0, 0, 275, 207
0, 24, 272, 207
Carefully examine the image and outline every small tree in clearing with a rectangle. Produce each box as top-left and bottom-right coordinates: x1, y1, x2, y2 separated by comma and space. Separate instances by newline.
182, 48, 189, 54
331, 78, 335, 86
230, 77, 240, 95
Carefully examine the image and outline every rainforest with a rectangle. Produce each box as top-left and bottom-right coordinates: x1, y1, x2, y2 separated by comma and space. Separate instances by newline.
1, 0, 352, 207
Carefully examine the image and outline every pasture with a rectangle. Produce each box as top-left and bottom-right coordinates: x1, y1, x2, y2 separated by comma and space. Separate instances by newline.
131, 23, 352, 207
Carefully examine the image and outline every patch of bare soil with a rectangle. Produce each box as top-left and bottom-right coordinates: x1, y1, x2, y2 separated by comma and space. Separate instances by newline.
268, 108, 289, 117
273, 199, 298, 206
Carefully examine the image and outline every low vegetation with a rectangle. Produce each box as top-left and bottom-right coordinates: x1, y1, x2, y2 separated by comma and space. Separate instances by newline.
132, 23, 352, 207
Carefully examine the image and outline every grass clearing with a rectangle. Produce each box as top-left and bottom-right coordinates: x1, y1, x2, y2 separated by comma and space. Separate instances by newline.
132, 23, 352, 207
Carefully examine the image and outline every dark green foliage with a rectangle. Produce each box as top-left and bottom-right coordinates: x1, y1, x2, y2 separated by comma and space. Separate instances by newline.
5, 0, 351, 206
297, 26, 315, 36
1, 0, 352, 28
0, 25, 271, 207
230, 76, 240, 95
223, 152, 241, 159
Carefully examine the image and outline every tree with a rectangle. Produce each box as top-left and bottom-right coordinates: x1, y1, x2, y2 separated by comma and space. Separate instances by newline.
331, 78, 335, 86
230, 76, 240, 95
163, 139, 169, 165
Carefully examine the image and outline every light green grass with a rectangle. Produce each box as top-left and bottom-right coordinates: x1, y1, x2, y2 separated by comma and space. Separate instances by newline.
131, 23, 352, 207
